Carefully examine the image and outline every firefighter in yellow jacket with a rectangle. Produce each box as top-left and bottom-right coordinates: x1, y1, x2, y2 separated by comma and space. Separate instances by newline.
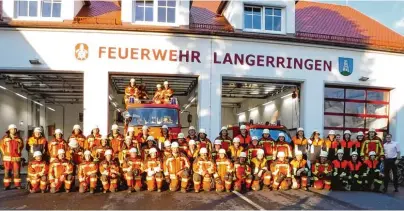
165, 142, 191, 192
250, 149, 272, 191
228, 137, 244, 162
193, 147, 215, 192
144, 148, 164, 192
49, 149, 74, 193
27, 151, 49, 193
99, 149, 121, 193
122, 148, 144, 193
271, 151, 292, 190
290, 151, 309, 190
214, 149, 233, 192
78, 150, 98, 193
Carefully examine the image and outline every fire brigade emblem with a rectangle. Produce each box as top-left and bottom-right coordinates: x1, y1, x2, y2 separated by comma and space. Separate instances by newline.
75, 43, 89, 61
338, 57, 353, 76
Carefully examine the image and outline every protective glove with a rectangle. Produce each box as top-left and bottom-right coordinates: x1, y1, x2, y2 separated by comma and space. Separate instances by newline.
340, 172, 346, 177
308, 140, 313, 145
395, 160, 400, 165
333, 172, 338, 176
363, 173, 367, 177
354, 174, 359, 179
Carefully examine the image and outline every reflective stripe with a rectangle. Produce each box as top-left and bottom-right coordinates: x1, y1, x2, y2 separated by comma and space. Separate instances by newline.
126, 176, 133, 180
225, 181, 232, 184
324, 181, 331, 185
170, 174, 177, 179
146, 177, 154, 181
65, 180, 72, 184
181, 178, 189, 182
2, 156, 21, 161
264, 176, 271, 179
14, 178, 22, 182
40, 181, 47, 185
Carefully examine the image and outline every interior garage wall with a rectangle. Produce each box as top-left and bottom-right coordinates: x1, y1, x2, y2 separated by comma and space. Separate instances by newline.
0, 89, 30, 136
221, 107, 238, 126
46, 104, 83, 139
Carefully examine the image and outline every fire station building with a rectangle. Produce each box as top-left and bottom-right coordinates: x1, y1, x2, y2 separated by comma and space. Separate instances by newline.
1, 0, 404, 152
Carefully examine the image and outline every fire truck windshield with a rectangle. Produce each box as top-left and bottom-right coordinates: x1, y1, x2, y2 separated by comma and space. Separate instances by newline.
249, 128, 292, 143
128, 108, 179, 127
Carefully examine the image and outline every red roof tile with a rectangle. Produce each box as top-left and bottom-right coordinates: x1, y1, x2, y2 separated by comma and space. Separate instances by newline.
75, 0, 121, 24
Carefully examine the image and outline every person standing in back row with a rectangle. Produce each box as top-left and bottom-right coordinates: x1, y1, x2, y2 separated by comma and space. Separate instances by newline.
236, 125, 251, 149
383, 134, 400, 193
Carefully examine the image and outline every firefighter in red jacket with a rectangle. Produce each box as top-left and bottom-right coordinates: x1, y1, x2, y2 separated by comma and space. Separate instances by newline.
186, 126, 198, 143
66, 138, 84, 166
122, 148, 144, 193
347, 151, 366, 191
364, 151, 383, 192
144, 148, 164, 192
165, 142, 191, 192
49, 149, 74, 193
361, 128, 384, 160
236, 125, 251, 149
108, 124, 124, 158
48, 129, 67, 163
233, 152, 253, 192
78, 150, 98, 193
27, 151, 49, 193
274, 133, 293, 160
247, 136, 262, 162
215, 126, 232, 151
290, 151, 309, 190
26, 127, 48, 161
259, 129, 275, 161
271, 151, 292, 190
85, 125, 102, 150
214, 149, 233, 192
198, 129, 212, 153
193, 147, 215, 192
99, 149, 120, 193
92, 135, 112, 163
312, 151, 332, 190
292, 128, 307, 159
331, 149, 348, 190
69, 125, 86, 149
250, 149, 271, 191
1, 124, 24, 190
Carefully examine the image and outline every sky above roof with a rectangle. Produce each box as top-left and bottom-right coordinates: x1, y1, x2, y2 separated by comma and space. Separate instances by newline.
313, 0, 404, 35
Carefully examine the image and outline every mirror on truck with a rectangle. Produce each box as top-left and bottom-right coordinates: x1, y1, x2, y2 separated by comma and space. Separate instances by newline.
187, 114, 192, 123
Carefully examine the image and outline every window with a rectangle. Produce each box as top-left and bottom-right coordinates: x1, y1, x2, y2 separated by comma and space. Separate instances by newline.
15, 0, 61, 18
324, 87, 390, 138
132, 0, 176, 24
244, 5, 283, 33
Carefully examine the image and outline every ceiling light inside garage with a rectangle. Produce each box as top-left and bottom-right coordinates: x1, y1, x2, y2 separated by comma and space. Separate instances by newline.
47, 107, 55, 111
33, 101, 43, 106
15, 93, 27, 99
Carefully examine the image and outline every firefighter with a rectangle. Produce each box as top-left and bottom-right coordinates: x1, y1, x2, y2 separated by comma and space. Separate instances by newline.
331, 149, 348, 191
236, 125, 251, 149
125, 78, 138, 106
1, 124, 24, 190
119, 136, 135, 166
250, 149, 271, 191
311, 151, 332, 190
153, 84, 163, 104
327, 130, 341, 161
144, 148, 164, 192
177, 133, 188, 154
26, 127, 48, 161
271, 151, 292, 190
141, 136, 159, 161
356, 131, 365, 144
259, 129, 276, 161
290, 151, 309, 190
48, 129, 67, 163
346, 151, 366, 191
165, 142, 191, 192
162, 140, 172, 167
341, 130, 358, 160
364, 151, 383, 192
215, 126, 232, 151
347, 131, 361, 159
307, 130, 327, 182
198, 128, 212, 153
126, 126, 136, 140
162, 81, 174, 104
108, 124, 124, 158
27, 151, 48, 193
122, 148, 144, 193
78, 150, 98, 194
158, 125, 171, 150
100, 149, 120, 193
233, 152, 253, 192
361, 128, 384, 160
211, 139, 222, 160
229, 137, 244, 162
247, 136, 262, 162
292, 128, 307, 158
69, 124, 86, 149
186, 140, 199, 163
49, 149, 74, 193
137, 125, 150, 146
92, 135, 112, 163
186, 126, 198, 143
66, 138, 84, 166
214, 149, 233, 192
85, 125, 102, 150
193, 147, 215, 192
274, 133, 292, 160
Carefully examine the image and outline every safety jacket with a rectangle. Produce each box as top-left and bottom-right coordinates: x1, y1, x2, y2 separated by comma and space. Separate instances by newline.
0, 135, 24, 161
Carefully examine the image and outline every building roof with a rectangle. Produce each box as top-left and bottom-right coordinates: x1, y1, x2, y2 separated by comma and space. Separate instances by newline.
1, 0, 403, 53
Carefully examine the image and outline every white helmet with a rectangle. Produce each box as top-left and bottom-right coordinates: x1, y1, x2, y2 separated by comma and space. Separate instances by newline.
55, 129, 63, 135
33, 151, 42, 157
351, 151, 358, 156
369, 128, 376, 132
257, 149, 265, 155
219, 149, 226, 154
105, 149, 113, 156
297, 128, 304, 132
240, 152, 247, 158
221, 126, 227, 131
329, 130, 336, 135
214, 140, 222, 145
162, 125, 168, 130
189, 126, 195, 131
111, 124, 119, 130
73, 124, 81, 130
149, 148, 157, 154
357, 131, 364, 136
233, 137, 240, 143
337, 149, 344, 154
313, 130, 320, 134
69, 139, 78, 148
171, 142, 179, 148
125, 136, 132, 141
252, 136, 259, 140
147, 136, 155, 141
157, 84, 162, 88
129, 148, 138, 153
101, 135, 108, 140
263, 129, 270, 134
369, 151, 376, 156
320, 151, 328, 158
295, 151, 303, 156
344, 130, 351, 135
278, 133, 285, 137
142, 125, 148, 130
130, 78, 136, 83
164, 140, 171, 147
128, 127, 135, 132
277, 151, 285, 158
84, 150, 92, 156
164, 81, 169, 85
93, 125, 99, 129
8, 124, 17, 130
178, 133, 185, 139
57, 149, 65, 154
240, 125, 247, 130
199, 128, 206, 134
34, 127, 42, 133
200, 147, 208, 154
189, 140, 196, 145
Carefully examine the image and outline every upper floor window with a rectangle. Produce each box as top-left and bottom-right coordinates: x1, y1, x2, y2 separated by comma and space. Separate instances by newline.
244, 5, 283, 33
132, 0, 176, 25
15, 0, 61, 18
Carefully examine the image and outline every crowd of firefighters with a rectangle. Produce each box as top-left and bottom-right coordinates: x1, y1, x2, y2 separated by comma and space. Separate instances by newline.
0, 123, 389, 194
124, 78, 174, 106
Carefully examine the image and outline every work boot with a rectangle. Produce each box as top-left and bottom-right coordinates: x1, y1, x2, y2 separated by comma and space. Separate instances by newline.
66, 190, 70, 193
157, 189, 161, 192
41, 190, 45, 194
90, 188, 94, 194
111, 188, 116, 193
134, 187, 141, 192
127, 188, 133, 193
226, 189, 231, 193
16, 186, 22, 190
50, 187, 56, 193
29, 189, 36, 194
181, 188, 186, 193
103, 190, 107, 194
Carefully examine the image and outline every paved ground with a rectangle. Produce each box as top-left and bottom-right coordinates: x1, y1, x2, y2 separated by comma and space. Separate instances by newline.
0, 176, 403, 210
